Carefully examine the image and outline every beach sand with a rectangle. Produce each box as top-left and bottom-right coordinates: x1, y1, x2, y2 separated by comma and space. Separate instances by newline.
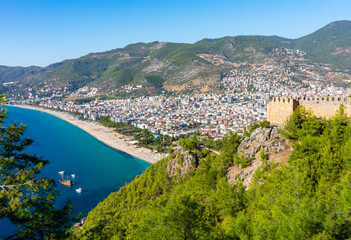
9, 104, 167, 164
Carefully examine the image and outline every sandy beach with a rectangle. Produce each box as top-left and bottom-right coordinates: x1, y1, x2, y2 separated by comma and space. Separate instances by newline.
8, 104, 168, 164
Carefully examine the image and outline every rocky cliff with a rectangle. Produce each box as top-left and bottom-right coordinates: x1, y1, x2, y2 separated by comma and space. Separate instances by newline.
227, 126, 291, 188
167, 147, 199, 177
166, 126, 292, 188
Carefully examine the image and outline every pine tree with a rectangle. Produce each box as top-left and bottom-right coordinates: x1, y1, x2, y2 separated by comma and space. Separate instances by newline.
0, 95, 73, 239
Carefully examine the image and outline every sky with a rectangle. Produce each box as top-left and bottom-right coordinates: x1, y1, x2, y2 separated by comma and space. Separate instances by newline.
1, 0, 351, 67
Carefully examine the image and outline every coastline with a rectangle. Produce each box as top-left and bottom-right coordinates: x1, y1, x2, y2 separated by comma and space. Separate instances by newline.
8, 104, 167, 164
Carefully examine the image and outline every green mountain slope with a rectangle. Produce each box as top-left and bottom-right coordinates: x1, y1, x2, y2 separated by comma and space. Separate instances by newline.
0, 65, 43, 84
1, 20, 350, 97
295, 20, 351, 67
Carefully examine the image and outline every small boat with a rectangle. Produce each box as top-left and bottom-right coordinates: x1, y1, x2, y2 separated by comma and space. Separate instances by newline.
59, 179, 74, 186
76, 188, 82, 193
71, 174, 76, 178
58, 171, 65, 175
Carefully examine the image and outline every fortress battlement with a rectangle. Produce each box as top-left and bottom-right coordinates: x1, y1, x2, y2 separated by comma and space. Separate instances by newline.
271, 96, 351, 104
299, 96, 351, 106
271, 96, 299, 103
268, 96, 351, 126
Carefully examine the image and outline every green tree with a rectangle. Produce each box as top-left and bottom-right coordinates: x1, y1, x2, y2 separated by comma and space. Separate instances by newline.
280, 105, 311, 140
0, 95, 73, 239
162, 194, 214, 240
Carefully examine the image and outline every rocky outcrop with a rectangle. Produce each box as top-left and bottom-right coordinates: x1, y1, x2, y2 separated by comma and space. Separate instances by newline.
167, 147, 198, 177
227, 126, 291, 188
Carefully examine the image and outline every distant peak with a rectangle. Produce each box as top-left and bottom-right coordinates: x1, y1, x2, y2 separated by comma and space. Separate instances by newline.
326, 20, 351, 28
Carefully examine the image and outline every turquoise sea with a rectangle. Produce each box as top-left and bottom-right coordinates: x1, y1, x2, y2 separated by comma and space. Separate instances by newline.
0, 106, 151, 236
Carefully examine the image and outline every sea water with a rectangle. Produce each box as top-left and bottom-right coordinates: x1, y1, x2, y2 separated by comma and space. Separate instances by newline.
0, 106, 151, 236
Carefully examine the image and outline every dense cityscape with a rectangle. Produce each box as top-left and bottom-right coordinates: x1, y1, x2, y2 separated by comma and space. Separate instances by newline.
7, 53, 351, 139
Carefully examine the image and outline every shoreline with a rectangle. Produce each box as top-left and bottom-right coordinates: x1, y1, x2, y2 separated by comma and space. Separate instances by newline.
7, 104, 167, 164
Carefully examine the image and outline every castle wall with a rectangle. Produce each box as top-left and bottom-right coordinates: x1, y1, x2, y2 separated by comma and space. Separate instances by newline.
268, 96, 351, 127
299, 97, 351, 119
267, 97, 298, 126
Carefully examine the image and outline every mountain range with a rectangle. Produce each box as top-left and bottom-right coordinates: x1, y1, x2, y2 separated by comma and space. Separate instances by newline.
1, 20, 351, 97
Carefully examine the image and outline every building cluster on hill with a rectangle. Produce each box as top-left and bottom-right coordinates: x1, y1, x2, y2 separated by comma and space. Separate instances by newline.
220, 61, 351, 98
69, 86, 98, 98
9, 94, 267, 138
9, 62, 351, 139
7, 45, 351, 139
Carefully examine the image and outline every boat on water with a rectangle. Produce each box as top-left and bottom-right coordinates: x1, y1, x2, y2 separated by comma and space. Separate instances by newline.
58, 171, 65, 175
71, 174, 76, 178
76, 188, 82, 193
59, 179, 74, 186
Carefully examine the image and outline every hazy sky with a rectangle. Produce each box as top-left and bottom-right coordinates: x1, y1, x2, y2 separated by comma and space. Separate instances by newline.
1, 0, 351, 67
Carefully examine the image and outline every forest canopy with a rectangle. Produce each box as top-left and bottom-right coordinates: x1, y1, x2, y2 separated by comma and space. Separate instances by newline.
74, 104, 351, 239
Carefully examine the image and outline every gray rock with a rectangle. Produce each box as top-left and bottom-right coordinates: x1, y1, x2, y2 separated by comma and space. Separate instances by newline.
167, 147, 198, 178
250, 128, 262, 141
256, 133, 266, 144
271, 126, 280, 136
228, 125, 291, 188
277, 146, 285, 153
264, 127, 272, 140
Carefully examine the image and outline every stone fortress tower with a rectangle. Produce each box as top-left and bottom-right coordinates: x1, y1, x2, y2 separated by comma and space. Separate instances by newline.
268, 96, 351, 126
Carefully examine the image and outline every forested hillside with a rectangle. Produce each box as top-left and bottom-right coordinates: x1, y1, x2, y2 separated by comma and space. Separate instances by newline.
1, 20, 351, 98
73, 105, 351, 239
295, 20, 351, 68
